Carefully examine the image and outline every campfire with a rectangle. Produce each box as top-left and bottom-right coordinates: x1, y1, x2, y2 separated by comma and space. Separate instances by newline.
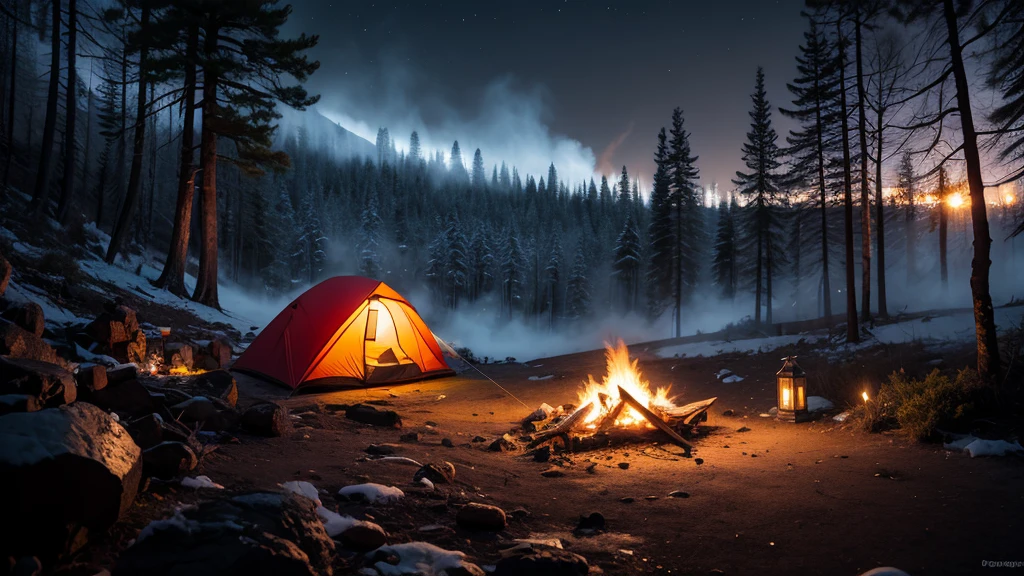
525, 340, 716, 457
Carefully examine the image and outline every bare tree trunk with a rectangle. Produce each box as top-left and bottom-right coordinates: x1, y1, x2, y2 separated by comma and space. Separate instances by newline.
673, 197, 682, 337
192, 26, 220, 308
766, 234, 773, 325
838, 17, 859, 343
906, 178, 915, 284
754, 226, 763, 324
815, 79, 832, 321
2, 0, 17, 191
106, 4, 150, 263
938, 165, 948, 286
29, 0, 61, 214
57, 0, 77, 224
942, 0, 1001, 380
154, 25, 198, 296
854, 14, 872, 322
79, 62, 93, 194
874, 99, 887, 318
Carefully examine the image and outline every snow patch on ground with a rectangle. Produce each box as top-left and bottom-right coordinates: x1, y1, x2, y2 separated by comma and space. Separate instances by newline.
944, 437, 1024, 458
281, 480, 322, 506
372, 542, 469, 576
807, 396, 834, 412
181, 476, 224, 489
657, 334, 823, 359
337, 483, 404, 503
722, 375, 744, 383
528, 375, 554, 381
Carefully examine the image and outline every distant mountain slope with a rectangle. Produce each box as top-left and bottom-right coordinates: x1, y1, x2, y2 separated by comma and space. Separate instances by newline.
278, 107, 377, 162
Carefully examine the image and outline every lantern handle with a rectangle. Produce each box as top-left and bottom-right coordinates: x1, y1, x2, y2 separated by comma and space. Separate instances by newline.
780, 355, 798, 362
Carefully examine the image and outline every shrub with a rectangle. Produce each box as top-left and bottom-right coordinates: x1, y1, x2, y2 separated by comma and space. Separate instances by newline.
37, 249, 82, 284
865, 368, 984, 440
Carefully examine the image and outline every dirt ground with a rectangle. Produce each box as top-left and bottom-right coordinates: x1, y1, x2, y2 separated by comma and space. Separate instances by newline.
151, 339, 1022, 576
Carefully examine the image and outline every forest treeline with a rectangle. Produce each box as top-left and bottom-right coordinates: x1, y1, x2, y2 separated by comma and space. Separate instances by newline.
0, 0, 1022, 382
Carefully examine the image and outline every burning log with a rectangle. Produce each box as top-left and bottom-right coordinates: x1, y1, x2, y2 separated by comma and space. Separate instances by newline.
527, 402, 593, 449
663, 397, 718, 426
617, 386, 693, 456
595, 400, 626, 433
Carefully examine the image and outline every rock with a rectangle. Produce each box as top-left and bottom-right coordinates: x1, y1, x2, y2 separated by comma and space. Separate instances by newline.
345, 404, 402, 428
115, 491, 334, 576
142, 442, 198, 479
106, 364, 138, 385
0, 403, 143, 561
2, 303, 46, 337
523, 403, 555, 423
456, 503, 507, 532
444, 565, 486, 576
668, 490, 690, 498
240, 402, 291, 437
0, 321, 62, 365
86, 306, 141, 360
207, 338, 233, 369
126, 413, 164, 449
471, 435, 487, 443
617, 462, 630, 470
540, 467, 565, 478
494, 544, 589, 576
339, 522, 388, 551
736, 426, 751, 433
171, 397, 221, 427
0, 357, 77, 410
441, 437, 454, 448
0, 251, 11, 297
75, 364, 107, 393
694, 458, 704, 465
81, 379, 155, 417
400, 431, 420, 442
112, 330, 146, 365
191, 370, 238, 407
413, 461, 455, 484
0, 395, 40, 416
163, 342, 193, 372
531, 446, 551, 462
721, 409, 734, 417
619, 497, 634, 504
488, 433, 517, 452
364, 443, 396, 456
575, 512, 605, 534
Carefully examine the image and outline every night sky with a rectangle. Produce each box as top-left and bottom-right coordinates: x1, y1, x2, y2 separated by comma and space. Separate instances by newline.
283, 0, 807, 190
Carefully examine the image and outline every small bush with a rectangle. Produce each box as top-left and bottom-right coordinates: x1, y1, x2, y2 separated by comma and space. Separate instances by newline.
37, 249, 82, 284
864, 368, 984, 440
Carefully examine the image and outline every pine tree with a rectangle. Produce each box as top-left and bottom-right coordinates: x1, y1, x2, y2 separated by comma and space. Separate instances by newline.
667, 107, 701, 335
646, 127, 673, 318
896, 150, 917, 282
547, 163, 558, 197
499, 162, 510, 188
425, 222, 448, 304
471, 148, 486, 190
617, 165, 631, 209
295, 188, 327, 285
780, 15, 839, 320
500, 222, 527, 318
190, 1, 320, 308
359, 193, 384, 278
733, 67, 784, 324
712, 198, 738, 299
443, 213, 468, 309
376, 127, 391, 165
544, 234, 562, 326
408, 130, 421, 164
449, 140, 468, 183
566, 240, 591, 320
469, 224, 495, 301
263, 189, 296, 294
612, 213, 642, 313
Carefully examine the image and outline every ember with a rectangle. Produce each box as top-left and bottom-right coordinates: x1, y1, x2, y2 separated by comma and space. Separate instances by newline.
577, 340, 676, 429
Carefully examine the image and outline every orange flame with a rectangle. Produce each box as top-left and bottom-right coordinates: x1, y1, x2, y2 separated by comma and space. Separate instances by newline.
577, 340, 675, 428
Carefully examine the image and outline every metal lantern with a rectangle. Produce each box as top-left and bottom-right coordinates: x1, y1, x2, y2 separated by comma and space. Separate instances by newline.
776, 356, 808, 422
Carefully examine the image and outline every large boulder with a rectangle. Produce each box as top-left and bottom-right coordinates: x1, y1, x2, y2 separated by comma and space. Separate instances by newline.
75, 364, 107, 393
0, 320, 62, 365
170, 396, 234, 431
114, 492, 335, 576
78, 378, 155, 417
191, 370, 238, 407
142, 441, 198, 479
0, 403, 143, 561
0, 356, 77, 411
2, 302, 46, 337
240, 402, 292, 437
456, 503, 507, 532
0, 251, 11, 297
193, 338, 233, 371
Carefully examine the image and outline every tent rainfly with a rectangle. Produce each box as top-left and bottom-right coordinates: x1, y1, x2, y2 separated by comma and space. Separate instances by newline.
232, 276, 454, 390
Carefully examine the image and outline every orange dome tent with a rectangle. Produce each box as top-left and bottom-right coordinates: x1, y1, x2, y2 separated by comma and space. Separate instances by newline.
232, 276, 454, 390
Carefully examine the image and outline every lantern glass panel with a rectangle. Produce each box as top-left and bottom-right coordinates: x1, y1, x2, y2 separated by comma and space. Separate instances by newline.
778, 377, 793, 410
795, 378, 806, 410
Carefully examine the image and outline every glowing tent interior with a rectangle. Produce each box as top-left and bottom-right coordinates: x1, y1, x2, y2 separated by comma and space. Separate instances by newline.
232, 276, 454, 390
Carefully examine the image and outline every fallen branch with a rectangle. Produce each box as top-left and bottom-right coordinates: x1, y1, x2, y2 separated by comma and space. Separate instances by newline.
617, 386, 693, 456
528, 402, 593, 448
